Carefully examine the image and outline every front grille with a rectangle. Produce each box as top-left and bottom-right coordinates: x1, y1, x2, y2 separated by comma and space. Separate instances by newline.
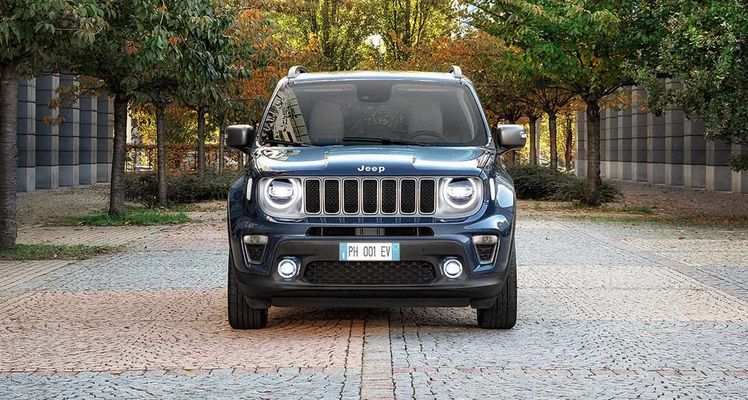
304, 261, 436, 284
304, 177, 437, 216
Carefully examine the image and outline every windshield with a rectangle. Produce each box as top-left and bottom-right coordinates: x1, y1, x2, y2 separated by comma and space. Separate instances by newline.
260, 80, 488, 146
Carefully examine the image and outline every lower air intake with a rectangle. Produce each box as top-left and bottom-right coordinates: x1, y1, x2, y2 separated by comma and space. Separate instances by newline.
303, 261, 436, 285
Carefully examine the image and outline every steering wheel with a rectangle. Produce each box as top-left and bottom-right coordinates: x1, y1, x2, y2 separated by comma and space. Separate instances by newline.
408, 130, 443, 143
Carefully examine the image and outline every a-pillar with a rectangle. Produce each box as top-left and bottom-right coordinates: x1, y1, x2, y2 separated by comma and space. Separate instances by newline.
617, 87, 632, 181
683, 117, 706, 188
96, 92, 114, 182
604, 107, 618, 179
732, 144, 748, 193
78, 94, 98, 184
35, 73, 60, 189
664, 79, 684, 186
630, 86, 648, 182
575, 110, 587, 177
58, 74, 79, 186
16, 78, 36, 192
706, 137, 732, 191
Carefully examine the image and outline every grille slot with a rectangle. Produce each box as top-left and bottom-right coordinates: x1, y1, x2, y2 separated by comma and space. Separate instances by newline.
362, 179, 378, 214
400, 179, 416, 214
324, 179, 340, 214
343, 179, 359, 214
419, 179, 436, 214
306, 177, 439, 216
305, 180, 321, 214
304, 261, 436, 284
381, 179, 397, 214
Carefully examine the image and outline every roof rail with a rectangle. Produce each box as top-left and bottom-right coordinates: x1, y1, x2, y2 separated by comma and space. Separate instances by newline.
288, 66, 307, 78
448, 65, 462, 79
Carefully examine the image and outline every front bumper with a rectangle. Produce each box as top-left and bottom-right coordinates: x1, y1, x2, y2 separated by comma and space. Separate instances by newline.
228, 186, 516, 308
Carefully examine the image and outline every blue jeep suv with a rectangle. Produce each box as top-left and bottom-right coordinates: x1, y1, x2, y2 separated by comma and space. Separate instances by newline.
225, 66, 526, 329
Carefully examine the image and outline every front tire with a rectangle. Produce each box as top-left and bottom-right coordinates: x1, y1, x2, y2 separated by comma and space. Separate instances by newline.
228, 255, 268, 329
477, 243, 517, 329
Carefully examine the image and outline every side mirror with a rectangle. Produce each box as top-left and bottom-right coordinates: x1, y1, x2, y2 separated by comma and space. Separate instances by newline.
226, 124, 255, 154
493, 124, 526, 151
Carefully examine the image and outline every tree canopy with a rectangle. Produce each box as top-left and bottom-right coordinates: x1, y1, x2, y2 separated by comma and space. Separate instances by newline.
639, 0, 748, 148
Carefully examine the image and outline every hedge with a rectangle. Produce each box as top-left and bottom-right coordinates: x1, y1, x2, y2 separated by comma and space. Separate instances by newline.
506, 165, 620, 203
125, 172, 237, 206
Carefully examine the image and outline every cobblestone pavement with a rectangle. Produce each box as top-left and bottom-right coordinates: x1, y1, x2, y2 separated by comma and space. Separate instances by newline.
1, 215, 747, 399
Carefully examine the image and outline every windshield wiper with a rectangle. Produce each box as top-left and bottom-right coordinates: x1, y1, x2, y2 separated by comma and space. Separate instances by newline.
262, 139, 311, 147
341, 136, 426, 146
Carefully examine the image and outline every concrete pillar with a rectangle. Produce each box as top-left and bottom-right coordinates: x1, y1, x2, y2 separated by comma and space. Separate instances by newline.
78, 94, 98, 184
706, 137, 732, 191
683, 117, 707, 188
732, 144, 748, 194
96, 92, 114, 182
35, 73, 60, 189
58, 74, 79, 187
630, 86, 648, 182
605, 107, 618, 179
575, 110, 587, 177
646, 80, 666, 185
16, 78, 36, 192
664, 79, 684, 186
618, 87, 632, 181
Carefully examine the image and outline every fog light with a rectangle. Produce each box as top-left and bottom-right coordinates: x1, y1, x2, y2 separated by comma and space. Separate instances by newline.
442, 259, 463, 279
277, 258, 298, 279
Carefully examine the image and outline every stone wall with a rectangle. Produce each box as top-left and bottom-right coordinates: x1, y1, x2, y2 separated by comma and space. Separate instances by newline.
576, 83, 748, 193
15, 73, 114, 192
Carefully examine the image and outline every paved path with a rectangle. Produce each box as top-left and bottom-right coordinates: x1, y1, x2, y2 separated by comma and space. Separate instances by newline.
1, 216, 747, 399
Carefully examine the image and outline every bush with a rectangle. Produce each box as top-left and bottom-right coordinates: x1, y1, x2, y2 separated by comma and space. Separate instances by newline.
125, 172, 237, 206
506, 165, 620, 203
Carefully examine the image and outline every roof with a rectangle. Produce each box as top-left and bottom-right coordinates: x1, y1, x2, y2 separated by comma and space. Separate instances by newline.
288, 70, 465, 84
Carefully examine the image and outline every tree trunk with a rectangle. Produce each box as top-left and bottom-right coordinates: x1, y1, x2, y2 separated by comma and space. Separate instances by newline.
197, 107, 206, 173
156, 103, 167, 207
528, 116, 538, 166
584, 101, 602, 205
0, 64, 19, 248
564, 112, 574, 171
109, 96, 128, 217
548, 111, 558, 171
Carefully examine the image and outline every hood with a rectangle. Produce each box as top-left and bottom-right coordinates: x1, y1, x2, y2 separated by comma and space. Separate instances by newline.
252, 146, 492, 177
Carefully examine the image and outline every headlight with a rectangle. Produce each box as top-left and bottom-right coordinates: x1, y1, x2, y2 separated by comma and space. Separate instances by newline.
268, 179, 295, 202
258, 178, 303, 218
436, 177, 482, 218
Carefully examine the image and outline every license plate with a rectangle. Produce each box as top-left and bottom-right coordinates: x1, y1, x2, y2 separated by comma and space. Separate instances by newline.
339, 242, 400, 261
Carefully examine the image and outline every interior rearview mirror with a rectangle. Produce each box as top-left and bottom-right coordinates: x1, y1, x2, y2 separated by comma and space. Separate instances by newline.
226, 124, 255, 154
493, 124, 527, 151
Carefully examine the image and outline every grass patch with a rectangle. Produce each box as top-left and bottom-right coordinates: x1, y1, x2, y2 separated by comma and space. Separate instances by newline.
0, 244, 114, 261
67, 207, 190, 226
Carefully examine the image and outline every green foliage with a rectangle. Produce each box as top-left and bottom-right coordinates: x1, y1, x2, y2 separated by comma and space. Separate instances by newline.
469, 0, 657, 102
68, 207, 189, 226
0, 244, 113, 261
124, 172, 236, 206
639, 0, 748, 154
507, 165, 620, 203
377, 0, 458, 65
0, 0, 105, 71
730, 154, 748, 172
